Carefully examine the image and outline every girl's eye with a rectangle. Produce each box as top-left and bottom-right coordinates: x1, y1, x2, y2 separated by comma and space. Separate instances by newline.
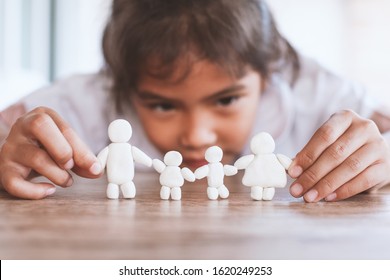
149, 103, 175, 112
216, 96, 239, 106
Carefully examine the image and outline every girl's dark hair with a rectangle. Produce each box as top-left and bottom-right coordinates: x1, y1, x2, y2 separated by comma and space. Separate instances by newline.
102, 0, 300, 111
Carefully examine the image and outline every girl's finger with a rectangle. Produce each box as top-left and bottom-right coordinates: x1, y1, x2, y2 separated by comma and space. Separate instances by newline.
22, 111, 74, 169
44, 108, 102, 177
324, 163, 388, 202
13, 143, 73, 188
60, 128, 102, 178
290, 122, 368, 197
21, 107, 101, 178
1, 168, 56, 200
289, 110, 355, 178
302, 143, 380, 202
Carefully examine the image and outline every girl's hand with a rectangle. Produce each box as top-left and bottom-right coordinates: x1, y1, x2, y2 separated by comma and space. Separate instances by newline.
0, 107, 102, 199
288, 110, 390, 202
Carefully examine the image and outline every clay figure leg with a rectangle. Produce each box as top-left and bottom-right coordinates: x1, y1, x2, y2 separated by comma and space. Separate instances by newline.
107, 183, 120, 199
120, 181, 136, 198
251, 186, 263, 201
262, 187, 275, 201
171, 187, 182, 201
207, 187, 219, 200
160, 186, 170, 200
218, 185, 229, 199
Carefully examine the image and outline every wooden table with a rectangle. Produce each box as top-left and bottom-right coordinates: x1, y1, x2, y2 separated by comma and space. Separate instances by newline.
1, 171, 390, 260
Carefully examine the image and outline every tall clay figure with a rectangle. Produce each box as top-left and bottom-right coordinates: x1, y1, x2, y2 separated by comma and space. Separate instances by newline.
97, 119, 152, 199
234, 132, 292, 201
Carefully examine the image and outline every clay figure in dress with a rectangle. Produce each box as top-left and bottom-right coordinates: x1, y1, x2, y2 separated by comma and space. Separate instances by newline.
97, 119, 152, 199
234, 132, 292, 200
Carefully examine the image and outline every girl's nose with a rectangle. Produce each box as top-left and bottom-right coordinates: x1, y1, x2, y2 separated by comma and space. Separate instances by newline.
179, 112, 217, 150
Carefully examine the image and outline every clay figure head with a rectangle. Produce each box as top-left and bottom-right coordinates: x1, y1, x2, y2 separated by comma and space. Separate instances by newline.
108, 119, 133, 143
250, 132, 275, 154
164, 151, 183, 166
205, 146, 223, 163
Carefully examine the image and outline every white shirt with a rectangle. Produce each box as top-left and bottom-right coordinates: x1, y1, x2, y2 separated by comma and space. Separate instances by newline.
21, 55, 378, 162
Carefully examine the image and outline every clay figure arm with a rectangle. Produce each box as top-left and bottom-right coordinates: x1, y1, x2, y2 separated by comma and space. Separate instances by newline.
182, 167, 196, 182
234, 154, 255, 170
97, 147, 109, 170
132, 146, 152, 167
194, 165, 209, 179
276, 154, 292, 170
152, 158, 166, 173
224, 164, 238, 176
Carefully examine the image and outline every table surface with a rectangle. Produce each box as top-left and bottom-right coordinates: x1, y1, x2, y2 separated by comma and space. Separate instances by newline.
1, 171, 390, 260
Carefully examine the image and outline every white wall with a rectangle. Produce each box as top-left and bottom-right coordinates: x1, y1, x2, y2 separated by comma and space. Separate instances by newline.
0, 0, 51, 110
0, 0, 110, 110
268, 0, 346, 74
53, 0, 110, 80
268, 0, 390, 104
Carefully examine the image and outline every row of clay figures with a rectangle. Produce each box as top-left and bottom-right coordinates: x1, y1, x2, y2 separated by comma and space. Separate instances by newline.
97, 119, 292, 201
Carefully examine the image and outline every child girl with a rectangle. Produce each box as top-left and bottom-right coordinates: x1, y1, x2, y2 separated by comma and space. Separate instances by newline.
1, 0, 390, 202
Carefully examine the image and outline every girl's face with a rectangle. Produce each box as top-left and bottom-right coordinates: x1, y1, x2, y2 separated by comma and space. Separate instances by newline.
133, 60, 262, 170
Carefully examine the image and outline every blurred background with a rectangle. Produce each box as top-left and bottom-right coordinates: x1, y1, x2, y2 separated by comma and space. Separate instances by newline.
0, 0, 389, 110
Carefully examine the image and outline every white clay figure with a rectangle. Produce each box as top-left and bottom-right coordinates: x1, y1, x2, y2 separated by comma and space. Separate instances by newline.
153, 151, 195, 200
195, 146, 238, 200
234, 132, 292, 201
97, 119, 152, 199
